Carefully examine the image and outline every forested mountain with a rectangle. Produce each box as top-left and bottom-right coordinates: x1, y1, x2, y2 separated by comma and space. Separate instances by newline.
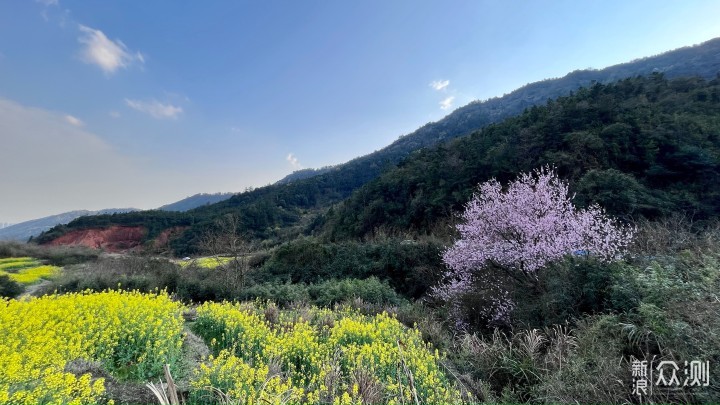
274, 167, 336, 185
325, 74, 720, 238
158, 193, 236, 212
37, 38, 720, 254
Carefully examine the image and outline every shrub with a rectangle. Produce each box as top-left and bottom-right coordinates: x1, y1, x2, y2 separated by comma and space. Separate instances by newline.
0, 241, 100, 266
259, 237, 444, 298
0, 275, 23, 298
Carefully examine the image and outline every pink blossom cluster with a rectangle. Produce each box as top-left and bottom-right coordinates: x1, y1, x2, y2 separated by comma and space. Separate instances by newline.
433, 167, 635, 325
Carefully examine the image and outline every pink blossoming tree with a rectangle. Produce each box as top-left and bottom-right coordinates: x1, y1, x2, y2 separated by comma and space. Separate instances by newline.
434, 167, 635, 326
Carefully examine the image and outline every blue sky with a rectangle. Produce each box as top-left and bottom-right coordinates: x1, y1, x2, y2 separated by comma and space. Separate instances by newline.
1, 0, 720, 224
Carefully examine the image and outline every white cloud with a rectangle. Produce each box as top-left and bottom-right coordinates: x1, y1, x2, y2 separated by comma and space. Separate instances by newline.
286, 153, 302, 169
64, 114, 83, 126
36, 0, 59, 6
125, 99, 183, 119
440, 96, 455, 110
78, 25, 143, 74
430, 80, 450, 91
109, 111, 121, 118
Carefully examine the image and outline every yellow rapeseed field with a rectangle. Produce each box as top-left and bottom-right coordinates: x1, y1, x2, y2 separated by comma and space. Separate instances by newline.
176, 256, 234, 269
0, 257, 59, 284
0, 288, 459, 404
0, 257, 39, 271
191, 302, 462, 405
0, 290, 184, 405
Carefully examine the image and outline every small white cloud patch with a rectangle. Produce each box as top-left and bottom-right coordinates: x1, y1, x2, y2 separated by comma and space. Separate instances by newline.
78, 25, 143, 74
286, 153, 302, 169
440, 96, 455, 110
430, 80, 450, 91
125, 99, 183, 119
64, 114, 83, 126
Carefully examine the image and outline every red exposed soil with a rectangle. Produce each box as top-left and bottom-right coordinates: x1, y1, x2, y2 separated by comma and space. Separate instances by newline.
47, 226, 147, 252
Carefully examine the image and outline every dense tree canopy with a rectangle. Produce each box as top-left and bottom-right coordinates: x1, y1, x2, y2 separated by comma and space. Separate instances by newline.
326, 74, 720, 239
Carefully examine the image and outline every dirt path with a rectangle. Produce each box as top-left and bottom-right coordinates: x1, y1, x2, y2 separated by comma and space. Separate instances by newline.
20, 279, 51, 298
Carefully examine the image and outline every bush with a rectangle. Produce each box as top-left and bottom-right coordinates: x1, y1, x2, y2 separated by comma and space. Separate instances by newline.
258, 237, 444, 298
40, 256, 181, 296
0, 275, 23, 298
512, 257, 636, 328
0, 241, 100, 266
237, 277, 405, 308
533, 315, 629, 404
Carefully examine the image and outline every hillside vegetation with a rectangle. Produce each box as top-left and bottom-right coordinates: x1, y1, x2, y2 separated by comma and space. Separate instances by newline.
36, 38, 720, 254
326, 74, 720, 239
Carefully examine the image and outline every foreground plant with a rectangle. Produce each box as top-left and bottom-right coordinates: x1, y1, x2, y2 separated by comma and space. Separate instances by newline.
191, 302, 461, 404
0, 290, 184, 405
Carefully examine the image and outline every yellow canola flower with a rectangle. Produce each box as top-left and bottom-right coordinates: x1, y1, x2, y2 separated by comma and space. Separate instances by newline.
0, 257, 34, 264
6, 265, 59, 284
0, 290, 184, 405
0, 257, 38, 272
192, 302, 461, 404
177, 256, 234, 269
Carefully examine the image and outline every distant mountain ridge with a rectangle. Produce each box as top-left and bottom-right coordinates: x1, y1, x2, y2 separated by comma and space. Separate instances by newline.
38, 37, 720, 254
158, 193, 236, 212
0, 209, 138, 242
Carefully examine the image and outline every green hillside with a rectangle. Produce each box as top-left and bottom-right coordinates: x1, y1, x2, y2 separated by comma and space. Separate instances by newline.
326, 74, 720, 239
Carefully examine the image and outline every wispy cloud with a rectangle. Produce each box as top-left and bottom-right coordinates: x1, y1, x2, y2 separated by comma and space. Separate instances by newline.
109, 111, 121, 118
78, 25, 143, 74
286, 153, 302, 169
430, 80, 450, 91
125, 99, 183, 119
64, 114, 83, 126
440, 96, 455, 110
36, 0, 59, 6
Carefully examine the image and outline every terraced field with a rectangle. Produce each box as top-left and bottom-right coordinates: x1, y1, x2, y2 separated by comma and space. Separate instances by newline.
0, 257, 59, 285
